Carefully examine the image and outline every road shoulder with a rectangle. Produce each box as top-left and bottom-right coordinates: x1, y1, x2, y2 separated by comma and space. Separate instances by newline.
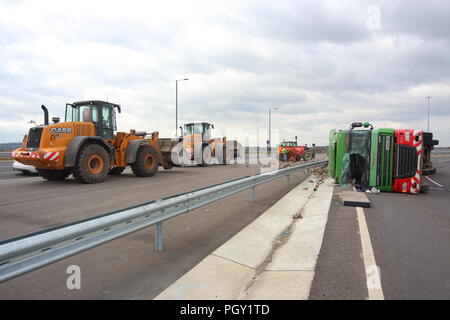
309, 185, 368, 300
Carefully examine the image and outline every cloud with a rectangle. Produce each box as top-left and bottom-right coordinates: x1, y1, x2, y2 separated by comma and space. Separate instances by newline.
0, 0, 449, 146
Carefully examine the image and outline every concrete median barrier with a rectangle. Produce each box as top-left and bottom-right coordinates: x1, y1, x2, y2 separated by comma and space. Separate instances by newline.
155, 176, 334, 300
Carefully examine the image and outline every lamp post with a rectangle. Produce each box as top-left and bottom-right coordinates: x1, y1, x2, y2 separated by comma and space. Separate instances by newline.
176, 78, 189, 137
268, 107, 279, 151
426, 96, 431, 132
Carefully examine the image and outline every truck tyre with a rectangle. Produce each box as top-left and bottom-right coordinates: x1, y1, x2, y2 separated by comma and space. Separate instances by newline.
419, 183, 430, 193
422, 168, 436, 175
170, 143, 191, 166
423, 132, 433, 145
38, 169, 68, 181
131, 145, 159, 177
303, 151, 313, 161
108, 167, 125, 175
430, 139, 439, 146
74, 144, 110, 184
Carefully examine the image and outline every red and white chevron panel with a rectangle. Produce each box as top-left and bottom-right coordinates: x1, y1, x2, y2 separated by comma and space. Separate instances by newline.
43, 152, 60, 162
12, 151, 60, 162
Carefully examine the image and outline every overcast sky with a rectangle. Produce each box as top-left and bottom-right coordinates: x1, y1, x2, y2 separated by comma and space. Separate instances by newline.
0, 0, 449, 146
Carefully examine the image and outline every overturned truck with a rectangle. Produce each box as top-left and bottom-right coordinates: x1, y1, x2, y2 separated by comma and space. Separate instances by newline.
328, 122, 439, 194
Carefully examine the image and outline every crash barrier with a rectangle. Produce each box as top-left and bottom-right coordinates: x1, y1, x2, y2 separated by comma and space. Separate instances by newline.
0, 160, 327, 283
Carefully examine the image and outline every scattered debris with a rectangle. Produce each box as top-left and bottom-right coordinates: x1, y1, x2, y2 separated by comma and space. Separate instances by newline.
340, 191, 371, 208
293, 212, 303, 219
371, 187, 380, 194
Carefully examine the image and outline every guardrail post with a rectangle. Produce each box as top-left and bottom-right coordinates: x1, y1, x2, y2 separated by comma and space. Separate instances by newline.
251, 186, 256, 203
155, 222, 164, 252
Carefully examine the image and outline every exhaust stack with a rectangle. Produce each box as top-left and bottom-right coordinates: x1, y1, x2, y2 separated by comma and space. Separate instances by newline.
41, 105, 49, 125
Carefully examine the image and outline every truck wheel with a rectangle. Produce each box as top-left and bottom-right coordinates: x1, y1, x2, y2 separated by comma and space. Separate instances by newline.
74, 144, 110, 184
295, 154, 302, 162
108, 167, 125, 175
131, 145, 159, 177
303, 152, 313, 161
38, 169, 68, 181
422, 132, 433, 145
420, 183, 430, 193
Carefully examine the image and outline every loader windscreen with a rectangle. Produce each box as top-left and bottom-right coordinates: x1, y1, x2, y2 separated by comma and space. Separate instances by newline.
184, 123, 204, 135
184, 123, 212, 142
65, 104, 99, 123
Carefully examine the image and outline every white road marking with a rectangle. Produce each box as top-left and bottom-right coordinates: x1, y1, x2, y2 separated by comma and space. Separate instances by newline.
0, 176, 41, 184
425, 176, 445, 188
438, 159, 450, 163
356, 206, 385, 300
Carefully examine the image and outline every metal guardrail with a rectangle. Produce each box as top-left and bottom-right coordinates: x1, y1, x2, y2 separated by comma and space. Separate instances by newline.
432, 150, 450, 154
0, 160, 327, 283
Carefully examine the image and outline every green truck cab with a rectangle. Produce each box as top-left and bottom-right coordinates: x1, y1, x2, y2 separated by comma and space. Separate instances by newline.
329, 123, 394, 191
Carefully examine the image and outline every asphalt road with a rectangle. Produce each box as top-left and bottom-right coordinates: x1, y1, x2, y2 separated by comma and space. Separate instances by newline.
1, 154, 447, 300
0, 160, 314, 299
310, 156, 450, 300
0, 161, 37, 181
365, 157, 450, 299
0, 152, 12, 157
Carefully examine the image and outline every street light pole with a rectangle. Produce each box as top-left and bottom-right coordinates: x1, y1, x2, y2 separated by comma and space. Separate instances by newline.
176, 78, 189, 137
427, 96, 430, 132
268, 107, 279, 151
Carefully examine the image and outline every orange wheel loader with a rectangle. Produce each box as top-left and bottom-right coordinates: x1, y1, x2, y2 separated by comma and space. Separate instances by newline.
12, 100, 173, 183
174, 122, 240, 166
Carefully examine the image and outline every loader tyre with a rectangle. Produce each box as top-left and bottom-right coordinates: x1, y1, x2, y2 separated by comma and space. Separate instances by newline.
38, 169, 68, 181
108, 167, 125, 175
170, 143, 190, 166
221, 147, 233, 165
200, 145, 213, 167
131, 145, 159, 177
74, 143, 110, 184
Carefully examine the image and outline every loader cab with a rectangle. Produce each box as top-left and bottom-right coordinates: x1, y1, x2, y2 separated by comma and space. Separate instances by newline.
65, 100, 121, 140
183, 122, 214, 143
